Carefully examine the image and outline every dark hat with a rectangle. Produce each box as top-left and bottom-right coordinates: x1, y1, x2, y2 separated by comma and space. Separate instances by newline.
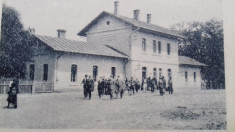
85, 74, 88, 77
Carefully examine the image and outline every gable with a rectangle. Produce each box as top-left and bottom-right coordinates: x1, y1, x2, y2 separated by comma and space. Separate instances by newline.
88, 14, 131, 34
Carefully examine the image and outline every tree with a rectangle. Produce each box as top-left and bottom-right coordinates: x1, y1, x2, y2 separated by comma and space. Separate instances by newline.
0, 4, 34, 78
171, 19, 224, 89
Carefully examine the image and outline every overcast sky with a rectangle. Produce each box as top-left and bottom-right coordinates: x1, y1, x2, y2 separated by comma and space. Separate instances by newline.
3, 0, 223, 41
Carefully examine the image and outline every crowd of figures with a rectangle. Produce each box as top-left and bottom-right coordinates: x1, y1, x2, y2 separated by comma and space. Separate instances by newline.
81, 74, 173, 100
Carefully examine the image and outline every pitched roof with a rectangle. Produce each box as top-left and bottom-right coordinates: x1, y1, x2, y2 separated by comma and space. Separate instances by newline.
179, 56, 206, 66
78, 11, 185, 39
35, 35, 128, 58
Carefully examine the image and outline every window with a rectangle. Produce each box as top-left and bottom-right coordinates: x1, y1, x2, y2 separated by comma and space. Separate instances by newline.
168, 69, 172, 79
167, 43, 171, 55
142, 67, 147, 79
71, 64, 77, 82
158, 41, 161, 54
194, 72, 196, 82
153, 40, 156, 53
29, 64, 35, 81
43, 64, 48, 81
185, 71, 188, 83
142, 38, 146, 52
153, 68, 157, 78
106, 21, 110, 25
111, 67, 116, 78
93, 65, 98, 81
159, 68, 162, 79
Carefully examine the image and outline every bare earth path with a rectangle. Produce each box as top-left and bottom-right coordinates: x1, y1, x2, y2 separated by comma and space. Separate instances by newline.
0, 89, 226, 130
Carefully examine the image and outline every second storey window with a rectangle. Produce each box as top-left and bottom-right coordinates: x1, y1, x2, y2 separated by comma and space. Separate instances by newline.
43, 64, 48, 81
142, 38, 146, 52
158, 41, 161, 54
153, 40, 156, 53
71, 64, 77, 82
167, 43, 171, 55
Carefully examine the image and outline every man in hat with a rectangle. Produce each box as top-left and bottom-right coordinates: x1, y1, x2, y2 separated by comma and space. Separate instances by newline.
115, 75, 123, 99
97, 77, 103, 98
87, 75, 94, 100
81, 74, 89, 98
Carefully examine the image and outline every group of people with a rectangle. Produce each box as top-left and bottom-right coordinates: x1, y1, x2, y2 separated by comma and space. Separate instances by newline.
81, 74, 174, 100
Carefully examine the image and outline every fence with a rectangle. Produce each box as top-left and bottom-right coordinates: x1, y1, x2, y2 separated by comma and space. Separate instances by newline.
0, 80, 53, 94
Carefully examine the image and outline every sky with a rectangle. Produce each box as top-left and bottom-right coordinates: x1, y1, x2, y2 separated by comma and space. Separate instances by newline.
3, 0, 223, 41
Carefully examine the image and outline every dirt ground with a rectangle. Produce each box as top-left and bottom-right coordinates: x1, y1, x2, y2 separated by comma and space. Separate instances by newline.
0, 88, 226, 130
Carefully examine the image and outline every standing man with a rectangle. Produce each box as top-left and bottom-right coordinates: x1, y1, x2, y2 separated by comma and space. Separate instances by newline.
97, 77, 103, 98
168, 77, 173, 94
129, 77, 135, 95
159, 77, 164, 96
11, 75, 19, 108
87, 76, 94, 100
115, 75, 121, 99
81, 74, 89, 98
162, 76, 166, 95
109, 75, 116, 99
135, 78, 140, 93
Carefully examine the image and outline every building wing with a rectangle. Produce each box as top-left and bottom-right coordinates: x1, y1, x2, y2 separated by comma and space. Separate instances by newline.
35, 35, 129, 58
179, 56, 206, 66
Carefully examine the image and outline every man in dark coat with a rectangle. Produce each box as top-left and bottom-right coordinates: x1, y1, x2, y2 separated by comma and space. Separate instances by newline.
129, 77, 135, 95
159, 77, 164, 96
81, 74, 89, 98
97, 77, 103, 98
115, 75, 120, 99
87, 76, 94, 100
168, 77, 173, 94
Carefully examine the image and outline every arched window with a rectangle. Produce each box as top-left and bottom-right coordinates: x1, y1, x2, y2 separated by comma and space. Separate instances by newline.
185, 71, 188, 82
167, 43, 171, 55
153, 68, 157, 78
142, 67, 147, 79
93, 65, 98, 81
142, 38, 146, 52
158, 41, 161, 54
43, 64, 48, 81
168, 69, 172, 79
71, 64, 77, 82
153, 40, 156, 53
29, 64, 35, 81
159, 68, 162, 79
111, 67, 116, 78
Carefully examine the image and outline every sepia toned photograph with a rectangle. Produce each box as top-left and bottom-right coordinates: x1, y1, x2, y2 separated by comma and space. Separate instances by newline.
0, 0, 229, 131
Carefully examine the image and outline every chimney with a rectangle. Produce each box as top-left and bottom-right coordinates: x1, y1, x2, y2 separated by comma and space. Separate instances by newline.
57, 29, 66, 39
114, 1, 119, 16
133, 9, 140, 20
147, 14, 151, 23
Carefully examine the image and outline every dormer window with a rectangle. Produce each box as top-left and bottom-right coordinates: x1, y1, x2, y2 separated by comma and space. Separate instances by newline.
106, 21, 110, 25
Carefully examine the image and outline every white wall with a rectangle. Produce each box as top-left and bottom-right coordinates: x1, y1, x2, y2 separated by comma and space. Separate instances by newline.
178, 66, 202, 90
26, 54, 55, 82
55, 53, 126, 90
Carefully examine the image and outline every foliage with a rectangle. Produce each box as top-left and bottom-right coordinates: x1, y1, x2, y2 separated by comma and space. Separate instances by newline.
171, 19, 224, 89
0, 4, 34, 78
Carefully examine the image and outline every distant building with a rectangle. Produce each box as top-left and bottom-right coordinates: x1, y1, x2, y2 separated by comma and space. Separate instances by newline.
26, 1, 206, 92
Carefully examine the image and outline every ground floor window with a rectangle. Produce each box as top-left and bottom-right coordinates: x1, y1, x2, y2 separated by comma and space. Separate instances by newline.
159, 68, 162, 79
168, 69, 172, 79
194, 72, 196, 82
29, 64, 35, 81
93, 65, 98, 81
43, 64, 48, 81
142, 67, 147, 79
71, 64, 77, 82
185, 71, 188, 83
111, 67, 116, 78
153, 68, 157, 78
